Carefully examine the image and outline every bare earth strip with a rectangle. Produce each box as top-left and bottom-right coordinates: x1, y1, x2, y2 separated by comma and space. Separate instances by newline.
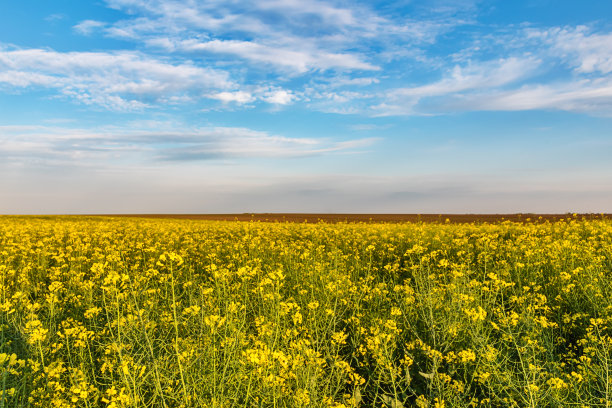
89, 213, 611, 223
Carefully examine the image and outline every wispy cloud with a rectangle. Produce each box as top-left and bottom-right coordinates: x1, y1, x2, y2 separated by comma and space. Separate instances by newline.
73, 20, 107, 35
363, 30, 612, 117
45, 13, 66, 22
0, 124, 378, 166
0, 46, 233, 110
529, 26, 612, 74
371, 56, 541, 115
349, 123, 392, 131
398, 57, 540, 96
100, 0, 383, 38
439, 79, 612, 115
177, 39, 379, 73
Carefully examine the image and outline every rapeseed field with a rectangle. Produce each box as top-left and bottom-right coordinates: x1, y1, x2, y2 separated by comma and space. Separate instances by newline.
0, 216, 611, 407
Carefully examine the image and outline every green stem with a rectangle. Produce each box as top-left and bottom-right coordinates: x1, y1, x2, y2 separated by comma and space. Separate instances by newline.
170, 264, 189, 404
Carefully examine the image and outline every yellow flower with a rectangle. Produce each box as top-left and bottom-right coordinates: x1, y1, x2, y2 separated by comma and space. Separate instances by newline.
331, 331, 348, 346
203, 315, 226, 330
463, 306, 487, 322
294, 388, 310, 406
84, 306, 102, 319
293, 311, 303, 325
348, 372, 365, 386
525, 384, 540, 394
24, 319, 48, 344
457, 349, 476, 363
547, 377, 568, 390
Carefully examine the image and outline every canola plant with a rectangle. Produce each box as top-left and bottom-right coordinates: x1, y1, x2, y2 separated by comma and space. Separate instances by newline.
0, 216, 611, 407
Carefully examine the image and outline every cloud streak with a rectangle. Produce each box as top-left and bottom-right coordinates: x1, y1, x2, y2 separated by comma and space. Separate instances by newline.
529, 26, 612, 75
178, 39, 379, 73
440, 79, 612, 115
0, 125, 378, 166
0, 46, 232, 110
368, 56, 541, 115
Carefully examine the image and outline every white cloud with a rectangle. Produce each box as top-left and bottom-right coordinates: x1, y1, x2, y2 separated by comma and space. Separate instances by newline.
0, 124, 378, 165
393, 57, 540, 97
45, 14, 66, 22
349, 123, 391, 131
364, 26, 612, 117
73, 20, 106, 35
261, 89, 296, 105
360, 26, 612, 117
209, 91, 255, 104
0, 70, 60, 87
303, 88, 374, 115
255, 0, 358, 27
0, 46, 233, 110
372, 56, 542, 115
441, 79, 612, 115
101, 0, 378, 36
530, 26, 612, 74
179, 39, 378, 73
96, 0, 459, 46
207, 87, 298, 106
327, 77, 380, 87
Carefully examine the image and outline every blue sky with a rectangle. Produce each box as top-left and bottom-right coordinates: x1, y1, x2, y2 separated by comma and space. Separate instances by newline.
1, 0, 611, 213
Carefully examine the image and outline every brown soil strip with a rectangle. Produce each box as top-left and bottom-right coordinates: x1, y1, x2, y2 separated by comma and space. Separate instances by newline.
89, 213, 611, 224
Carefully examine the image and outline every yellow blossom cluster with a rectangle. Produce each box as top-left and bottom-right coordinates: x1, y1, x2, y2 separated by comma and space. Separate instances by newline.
0, 215, 611, 407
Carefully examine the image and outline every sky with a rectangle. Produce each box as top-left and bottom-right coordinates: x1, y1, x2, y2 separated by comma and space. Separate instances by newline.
1, 0, 611, 214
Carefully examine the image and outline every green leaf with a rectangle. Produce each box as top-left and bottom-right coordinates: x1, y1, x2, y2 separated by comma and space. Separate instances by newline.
381, 395, 405, 408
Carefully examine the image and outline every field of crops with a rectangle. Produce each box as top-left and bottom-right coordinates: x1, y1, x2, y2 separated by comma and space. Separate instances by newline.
0, 216, 611, 407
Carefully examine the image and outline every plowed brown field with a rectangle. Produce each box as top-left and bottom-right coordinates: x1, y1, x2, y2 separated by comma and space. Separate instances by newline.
92, 213, 610, 223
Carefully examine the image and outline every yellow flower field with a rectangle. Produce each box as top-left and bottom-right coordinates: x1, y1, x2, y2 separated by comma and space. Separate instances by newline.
1, 216, 611, 407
